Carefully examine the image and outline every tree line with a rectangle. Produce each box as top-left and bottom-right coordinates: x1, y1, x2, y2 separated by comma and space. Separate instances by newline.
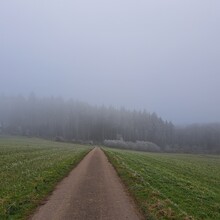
0, 94, 219, 153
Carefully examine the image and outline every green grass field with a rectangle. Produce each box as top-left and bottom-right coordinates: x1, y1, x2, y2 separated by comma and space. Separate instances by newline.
0, 136, 91, 219
104, 148, 220, 220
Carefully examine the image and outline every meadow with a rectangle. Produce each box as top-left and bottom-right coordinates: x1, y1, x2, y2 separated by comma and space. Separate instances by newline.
104, 148, 220, 220
0, 136, 91, 219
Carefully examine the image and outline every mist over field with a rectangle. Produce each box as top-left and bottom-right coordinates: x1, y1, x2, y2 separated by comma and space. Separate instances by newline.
1, 2, 220, 219
0, 0, 220, 125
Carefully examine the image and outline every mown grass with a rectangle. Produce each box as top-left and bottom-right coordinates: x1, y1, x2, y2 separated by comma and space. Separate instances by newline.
0, 136, 92, 219
104, 148, 220, 220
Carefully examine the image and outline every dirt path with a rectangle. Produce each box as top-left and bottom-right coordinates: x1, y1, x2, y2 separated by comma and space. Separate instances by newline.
31, 147, 142, 220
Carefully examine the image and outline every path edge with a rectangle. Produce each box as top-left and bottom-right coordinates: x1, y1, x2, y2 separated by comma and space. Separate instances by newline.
102, 147, 146, 220
27, 147, 93, 220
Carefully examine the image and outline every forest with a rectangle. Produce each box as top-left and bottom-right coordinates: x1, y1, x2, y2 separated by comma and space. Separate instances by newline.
0, 94, 219, 154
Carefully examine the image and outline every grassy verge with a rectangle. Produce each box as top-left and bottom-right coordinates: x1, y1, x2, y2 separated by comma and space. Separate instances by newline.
0, 136, 92, 219
103, 148, 220, 220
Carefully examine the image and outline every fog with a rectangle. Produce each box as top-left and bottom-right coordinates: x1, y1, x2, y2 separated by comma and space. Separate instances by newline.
0, 0, 220, 124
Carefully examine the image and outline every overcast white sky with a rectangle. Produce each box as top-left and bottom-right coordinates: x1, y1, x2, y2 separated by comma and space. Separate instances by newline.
0, 0, 220, 124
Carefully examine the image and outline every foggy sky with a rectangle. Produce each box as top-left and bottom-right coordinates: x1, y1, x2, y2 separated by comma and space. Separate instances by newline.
0, 0, 220, 124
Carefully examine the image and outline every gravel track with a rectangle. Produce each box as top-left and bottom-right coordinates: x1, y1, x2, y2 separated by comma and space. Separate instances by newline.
31, 147, 141, 220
